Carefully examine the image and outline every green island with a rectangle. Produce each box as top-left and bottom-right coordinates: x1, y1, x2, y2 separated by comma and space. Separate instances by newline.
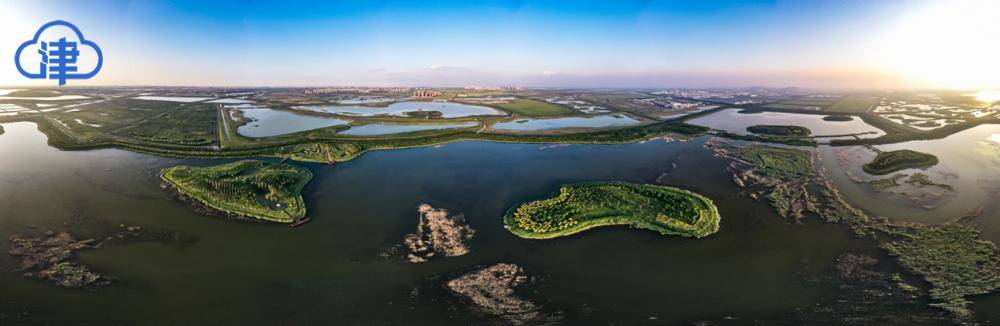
503, 182, 721, 239
822, 115, 854, 122
746, 124, 812, 137
160, 160, 313, 223
862, 149, 939, 175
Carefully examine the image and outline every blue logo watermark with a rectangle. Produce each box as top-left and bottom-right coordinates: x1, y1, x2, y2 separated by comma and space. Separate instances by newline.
15, 21, 103, 86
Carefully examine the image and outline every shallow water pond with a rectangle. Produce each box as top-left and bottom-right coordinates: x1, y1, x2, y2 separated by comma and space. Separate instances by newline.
236, 108, 349, 138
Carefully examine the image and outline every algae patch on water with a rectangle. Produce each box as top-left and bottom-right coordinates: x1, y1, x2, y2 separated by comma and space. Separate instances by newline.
161, 160, 312, 223
504, 182, 720, 239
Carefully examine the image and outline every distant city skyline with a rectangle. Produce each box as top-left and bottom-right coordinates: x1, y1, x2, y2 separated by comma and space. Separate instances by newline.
2, 0, 998, 90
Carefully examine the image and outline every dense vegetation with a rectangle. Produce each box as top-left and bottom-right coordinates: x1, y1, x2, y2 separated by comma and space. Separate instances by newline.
717, 142, 1000, 320
119, 104, 217, 146
735, 144, 813, 179
880, 223, 1000, 318
161, 160, 312, 223
862, 149, 939, 175
746, 124, 812, 136
504, 182, 720, 239
490, 98, 571, 116
713, 130, 817, 146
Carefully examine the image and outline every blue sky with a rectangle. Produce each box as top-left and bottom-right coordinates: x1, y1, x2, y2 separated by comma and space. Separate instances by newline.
2, 0, 991, 89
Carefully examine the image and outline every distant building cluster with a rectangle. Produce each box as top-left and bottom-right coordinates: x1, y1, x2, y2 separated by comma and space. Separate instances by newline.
413, 89, 442, 98
463, 85, 523, 91
305, 87, 411, 94
633, 97, 700, 109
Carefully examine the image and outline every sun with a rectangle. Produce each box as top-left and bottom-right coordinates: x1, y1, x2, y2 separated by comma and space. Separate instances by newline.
971, 90, 1000, 103
879, 1, 1000, 90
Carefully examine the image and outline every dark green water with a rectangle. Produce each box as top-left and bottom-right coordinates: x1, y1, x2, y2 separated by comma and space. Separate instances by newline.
0, 121, 951, 324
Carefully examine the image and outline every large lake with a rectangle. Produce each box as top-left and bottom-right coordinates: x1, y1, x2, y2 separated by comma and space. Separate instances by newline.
0, 121, 993, 324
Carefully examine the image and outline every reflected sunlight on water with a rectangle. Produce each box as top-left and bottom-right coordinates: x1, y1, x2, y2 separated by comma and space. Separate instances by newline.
970, 90, 1000, 103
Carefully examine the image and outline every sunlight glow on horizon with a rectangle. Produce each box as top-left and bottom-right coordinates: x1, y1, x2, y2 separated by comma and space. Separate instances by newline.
0, 0, 995, 89
879, 0, 1000, 90
970, 90, 1000, 103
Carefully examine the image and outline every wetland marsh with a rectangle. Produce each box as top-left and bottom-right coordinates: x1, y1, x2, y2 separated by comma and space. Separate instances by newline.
0, 120, 945, 325
2, 87, 1000, 325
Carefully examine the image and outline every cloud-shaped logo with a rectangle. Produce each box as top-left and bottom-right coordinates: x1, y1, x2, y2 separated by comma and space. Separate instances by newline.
15, 20, 103, 85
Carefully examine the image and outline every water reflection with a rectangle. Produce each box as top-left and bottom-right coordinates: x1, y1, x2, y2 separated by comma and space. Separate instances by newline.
299, 101, 504, 118
339, 122, 477, 136
491, 115, 640, 131
821, 124, 1000, 241
688, 109, 884, 139
236, 108, 349, 138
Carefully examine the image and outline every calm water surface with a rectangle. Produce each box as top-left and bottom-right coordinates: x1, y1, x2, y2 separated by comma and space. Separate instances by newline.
340, 122, 477, 136
490, 115, 641, 131
0, 121, 970, 324
237, 108, 350, 138
820, 124, 1000, 241
301, 101, 504, 118
689, 109, 885, 139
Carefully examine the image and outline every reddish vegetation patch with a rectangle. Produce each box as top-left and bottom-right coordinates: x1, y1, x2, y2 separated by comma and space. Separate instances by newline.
446, 263, 561, 325
403, 204, 475, 263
